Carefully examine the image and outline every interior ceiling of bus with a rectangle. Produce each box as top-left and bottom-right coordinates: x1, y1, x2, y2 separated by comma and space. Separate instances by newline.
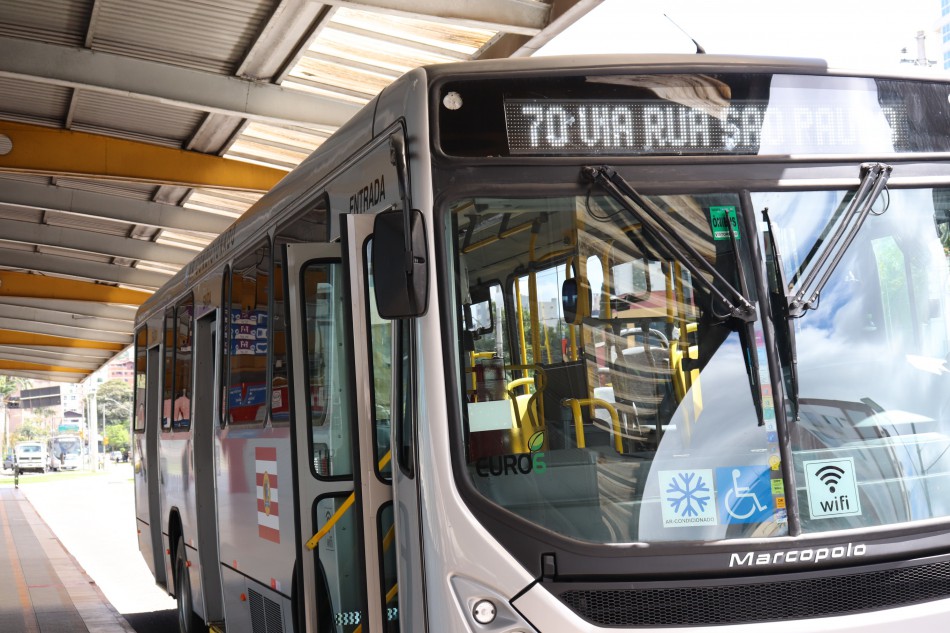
0, 0, 602, 384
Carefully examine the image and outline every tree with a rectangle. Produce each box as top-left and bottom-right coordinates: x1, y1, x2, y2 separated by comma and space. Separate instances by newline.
12, 418, 47, 443
0, 375, 31, 455
104, 422, 130, 454
96, 379, 134, 425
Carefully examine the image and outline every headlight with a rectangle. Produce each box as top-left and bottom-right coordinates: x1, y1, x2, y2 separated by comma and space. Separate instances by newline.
450, 576, 538, 633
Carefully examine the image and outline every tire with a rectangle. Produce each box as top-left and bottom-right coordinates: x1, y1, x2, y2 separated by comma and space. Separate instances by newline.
174, 536, 203, 633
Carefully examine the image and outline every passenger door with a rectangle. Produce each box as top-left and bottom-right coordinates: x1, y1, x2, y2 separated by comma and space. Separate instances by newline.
286, 213, 396, 632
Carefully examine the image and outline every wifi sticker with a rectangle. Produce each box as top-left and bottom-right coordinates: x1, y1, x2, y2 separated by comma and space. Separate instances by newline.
803, 457, 861, 519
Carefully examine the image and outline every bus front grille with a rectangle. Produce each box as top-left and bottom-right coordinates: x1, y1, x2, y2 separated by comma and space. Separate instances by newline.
557, 558, 950, 627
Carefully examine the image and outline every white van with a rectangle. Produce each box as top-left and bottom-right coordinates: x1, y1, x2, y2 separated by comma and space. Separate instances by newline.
14, 441, 48, 473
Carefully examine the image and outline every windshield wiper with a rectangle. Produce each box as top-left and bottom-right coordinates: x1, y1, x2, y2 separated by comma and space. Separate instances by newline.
762, 207, 801, 416
583, 165, 756, 322
784, 162, 892, 317
762, 162, 892, 418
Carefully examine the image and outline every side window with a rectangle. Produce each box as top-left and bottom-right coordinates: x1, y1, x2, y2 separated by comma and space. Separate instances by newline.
396, 321, 413, 477
219, 267, 229, 427
365, 240, 393, 480
226, 240, 271, 425
162, 307, 175, 430
272, 198, 329, 424
161, 298, 195, 431
134, 327, 147, 433
173, 296, 194, 430
302, 261, 353, 478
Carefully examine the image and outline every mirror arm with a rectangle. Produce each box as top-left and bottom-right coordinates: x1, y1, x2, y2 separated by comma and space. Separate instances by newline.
390, 134, 414, 274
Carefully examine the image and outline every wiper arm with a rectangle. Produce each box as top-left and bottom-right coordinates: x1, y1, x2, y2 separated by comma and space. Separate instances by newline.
583, 165, 756, 322
763, 207, 800, 417
786, 162, 892, 317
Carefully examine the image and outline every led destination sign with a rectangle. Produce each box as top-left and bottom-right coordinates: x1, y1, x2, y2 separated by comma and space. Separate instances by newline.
503, 99, 909, 156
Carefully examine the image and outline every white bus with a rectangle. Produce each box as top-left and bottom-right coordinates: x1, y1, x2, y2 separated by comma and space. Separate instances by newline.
48, 434, 83, 471
134, 55, 950, 633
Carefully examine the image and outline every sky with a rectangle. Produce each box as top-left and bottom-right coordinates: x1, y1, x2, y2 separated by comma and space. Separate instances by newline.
537, 0, 946, 72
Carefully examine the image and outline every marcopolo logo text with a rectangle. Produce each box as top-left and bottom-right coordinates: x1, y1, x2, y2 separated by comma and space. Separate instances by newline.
729, 542, 866, 567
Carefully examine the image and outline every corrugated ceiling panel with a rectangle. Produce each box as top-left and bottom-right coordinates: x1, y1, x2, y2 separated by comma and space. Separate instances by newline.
289, 55, 392, 100
71, 90, 203, 146
332, 7, 495, 56
0, 174, 53, 186
135, 261, 180, 275
0, 241, 34, 252
0, 0, 92, 46
0, 77, 71, 125
242, 122, 329, 154
155, 230, 214, 251
56, 178, 161, 201
185, 189, 260, 217
280, 6, 496, 105
37, 244, 113, 263
0, 205, 44, 224
90, 0, 279, 73
226, 138, 312, 169
45, 210, 134, 236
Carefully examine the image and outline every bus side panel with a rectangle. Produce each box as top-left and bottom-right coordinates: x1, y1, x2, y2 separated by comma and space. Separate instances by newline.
214, 427, 295, 623
159, 432, 195, 586
219, 565, 295, 633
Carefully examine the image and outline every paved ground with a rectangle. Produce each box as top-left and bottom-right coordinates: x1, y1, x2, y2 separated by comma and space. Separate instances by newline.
7, 463, 176, 618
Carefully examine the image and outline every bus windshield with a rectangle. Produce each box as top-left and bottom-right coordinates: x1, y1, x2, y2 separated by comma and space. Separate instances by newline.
51, 437, 82, 455
449, 184, 950, 545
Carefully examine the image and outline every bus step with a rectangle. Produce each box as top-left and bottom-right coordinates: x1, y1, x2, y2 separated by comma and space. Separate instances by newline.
208, 622, 226, 633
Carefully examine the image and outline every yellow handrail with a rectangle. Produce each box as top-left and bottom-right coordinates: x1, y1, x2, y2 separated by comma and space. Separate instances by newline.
562, 397, 623, 453
305, 450, 391, 551
305, 493, 354, 551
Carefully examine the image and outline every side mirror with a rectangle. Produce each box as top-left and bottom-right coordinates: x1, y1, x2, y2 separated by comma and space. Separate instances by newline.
465, 285, 494, 338
373, 209, 429, 318
562, 278, 591, 325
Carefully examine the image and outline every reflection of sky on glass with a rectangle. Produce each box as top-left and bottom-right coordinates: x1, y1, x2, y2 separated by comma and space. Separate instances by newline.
759, 188, 950, 414
640, 332, 781, 541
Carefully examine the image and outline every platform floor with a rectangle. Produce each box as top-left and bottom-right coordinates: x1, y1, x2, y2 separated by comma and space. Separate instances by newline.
0, 486, 135, 633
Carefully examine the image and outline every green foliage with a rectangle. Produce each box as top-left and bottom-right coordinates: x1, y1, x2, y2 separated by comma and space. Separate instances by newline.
13, 419, 48, 443
104, 423, 130, 453
0, 375, 30, 398
96, 379, 134, 425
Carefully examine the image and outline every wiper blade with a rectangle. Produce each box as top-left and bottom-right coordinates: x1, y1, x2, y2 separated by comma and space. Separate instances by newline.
583, 165, 756, 322
786, 162, 892, 317
762, 207, 800, 417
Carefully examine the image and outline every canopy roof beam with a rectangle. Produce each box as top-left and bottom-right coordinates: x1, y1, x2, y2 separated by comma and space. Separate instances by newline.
0, 122, 287, 191
0, 271, 150, 305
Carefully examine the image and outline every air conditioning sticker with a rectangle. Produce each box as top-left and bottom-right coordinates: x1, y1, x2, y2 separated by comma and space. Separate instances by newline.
659, 469, 717, 527
804, 457, 861, 519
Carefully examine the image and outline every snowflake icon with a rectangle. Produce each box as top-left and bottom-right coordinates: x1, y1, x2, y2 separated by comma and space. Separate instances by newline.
666, 471, 711, 517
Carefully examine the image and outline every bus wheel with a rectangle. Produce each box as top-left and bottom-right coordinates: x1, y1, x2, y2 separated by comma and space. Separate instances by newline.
174, 536, 203, 633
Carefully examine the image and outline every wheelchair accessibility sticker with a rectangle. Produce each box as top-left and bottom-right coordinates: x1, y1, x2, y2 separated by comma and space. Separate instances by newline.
716, 466, 773, 524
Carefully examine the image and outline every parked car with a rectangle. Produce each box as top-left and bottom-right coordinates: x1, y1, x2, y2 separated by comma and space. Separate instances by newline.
2, 451, 13, 471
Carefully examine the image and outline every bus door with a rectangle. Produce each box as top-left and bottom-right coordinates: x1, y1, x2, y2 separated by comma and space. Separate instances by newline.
286, 214, 395, 633
136, 340, 166, 585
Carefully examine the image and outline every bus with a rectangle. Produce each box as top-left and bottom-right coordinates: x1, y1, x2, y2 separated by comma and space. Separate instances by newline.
48, 434, 83, 471
133, 54, 950, 633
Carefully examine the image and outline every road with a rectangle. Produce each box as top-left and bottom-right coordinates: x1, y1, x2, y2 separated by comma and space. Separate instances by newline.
16, 463, 179, 633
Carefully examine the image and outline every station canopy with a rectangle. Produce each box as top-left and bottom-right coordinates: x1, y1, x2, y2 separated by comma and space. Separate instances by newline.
0, 0, 599, 383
